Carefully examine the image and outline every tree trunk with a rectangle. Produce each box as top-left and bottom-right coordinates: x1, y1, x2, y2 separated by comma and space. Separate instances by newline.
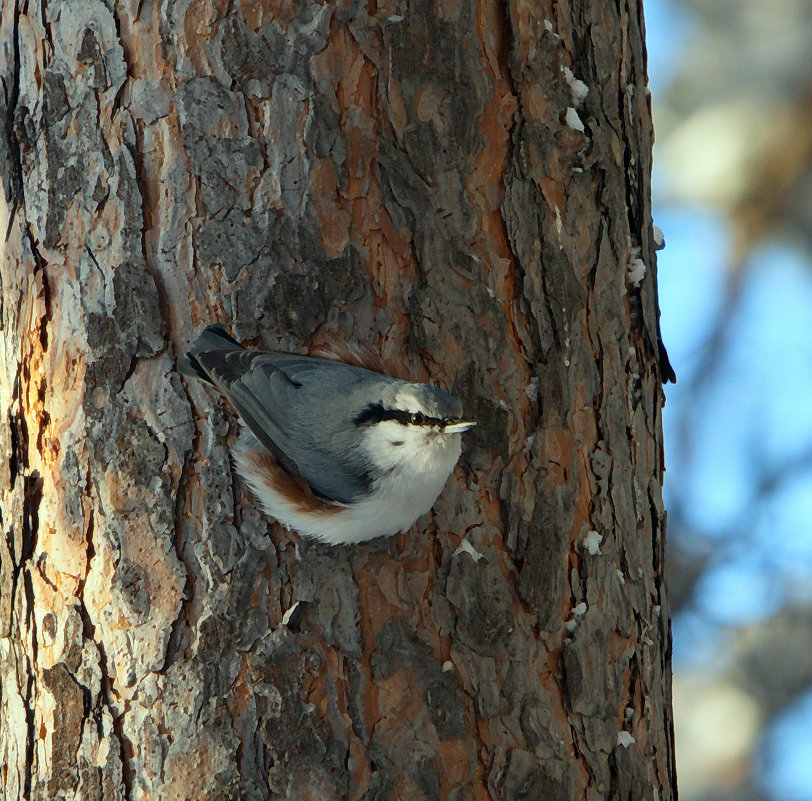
0, 1, 676, 800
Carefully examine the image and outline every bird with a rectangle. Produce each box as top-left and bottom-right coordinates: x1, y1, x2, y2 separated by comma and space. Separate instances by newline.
181, 324, 475, 545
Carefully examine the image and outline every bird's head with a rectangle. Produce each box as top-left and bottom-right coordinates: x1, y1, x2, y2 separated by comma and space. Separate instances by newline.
354, 383, 475, 472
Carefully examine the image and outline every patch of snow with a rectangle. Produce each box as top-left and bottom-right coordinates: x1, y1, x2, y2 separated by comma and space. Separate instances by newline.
454, 539, 483, 562
562, 66, 589, 104
627, 257, 646, 287
565, 601, 588, 631
282, 601, 301, 626
582, 530, 603, 555
565, 107, 585, 133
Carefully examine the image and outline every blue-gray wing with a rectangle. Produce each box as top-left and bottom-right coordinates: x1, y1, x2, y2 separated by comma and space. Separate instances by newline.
194, 349, 392, 503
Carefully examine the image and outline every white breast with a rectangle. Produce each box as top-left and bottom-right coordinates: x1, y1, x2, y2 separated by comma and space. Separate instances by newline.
343, 426, 463, 543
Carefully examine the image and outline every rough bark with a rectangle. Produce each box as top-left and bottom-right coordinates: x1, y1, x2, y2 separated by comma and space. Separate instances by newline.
0, 1, 675, 800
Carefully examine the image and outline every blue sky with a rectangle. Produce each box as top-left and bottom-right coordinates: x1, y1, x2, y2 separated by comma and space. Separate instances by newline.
645, 0, 812, 797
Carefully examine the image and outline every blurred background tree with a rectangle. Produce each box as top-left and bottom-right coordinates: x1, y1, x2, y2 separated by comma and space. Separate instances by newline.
648, 0, 812, 798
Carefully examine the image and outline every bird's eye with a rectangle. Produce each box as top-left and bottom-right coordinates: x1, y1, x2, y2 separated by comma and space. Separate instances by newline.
410, 412, 426, 425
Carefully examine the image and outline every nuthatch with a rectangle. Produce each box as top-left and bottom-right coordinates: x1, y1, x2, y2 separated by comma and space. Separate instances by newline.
181, 325, 475, 544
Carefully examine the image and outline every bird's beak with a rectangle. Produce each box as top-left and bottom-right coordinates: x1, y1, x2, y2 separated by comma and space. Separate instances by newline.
443, 420, 476, 434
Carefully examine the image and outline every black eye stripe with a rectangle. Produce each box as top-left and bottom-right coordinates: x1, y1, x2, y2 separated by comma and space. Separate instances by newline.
354, 403, 453, 428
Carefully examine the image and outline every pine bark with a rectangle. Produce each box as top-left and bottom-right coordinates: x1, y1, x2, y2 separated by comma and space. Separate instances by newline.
0, 1, 675, 800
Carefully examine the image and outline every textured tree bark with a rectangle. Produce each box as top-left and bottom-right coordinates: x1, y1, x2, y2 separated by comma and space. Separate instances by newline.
0, 1, 675, 800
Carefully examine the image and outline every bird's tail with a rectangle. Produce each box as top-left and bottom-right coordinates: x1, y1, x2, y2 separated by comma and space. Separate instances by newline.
180, 323, 243, 384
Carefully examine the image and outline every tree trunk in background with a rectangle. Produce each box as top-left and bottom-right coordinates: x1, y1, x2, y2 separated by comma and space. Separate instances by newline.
0, 1, 675, 799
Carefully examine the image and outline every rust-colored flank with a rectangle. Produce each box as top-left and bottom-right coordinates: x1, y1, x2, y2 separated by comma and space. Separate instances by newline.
241, 447, 344, 517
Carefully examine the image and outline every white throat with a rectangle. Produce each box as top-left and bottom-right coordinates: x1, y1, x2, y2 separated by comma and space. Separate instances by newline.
353, 421, 462, 536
